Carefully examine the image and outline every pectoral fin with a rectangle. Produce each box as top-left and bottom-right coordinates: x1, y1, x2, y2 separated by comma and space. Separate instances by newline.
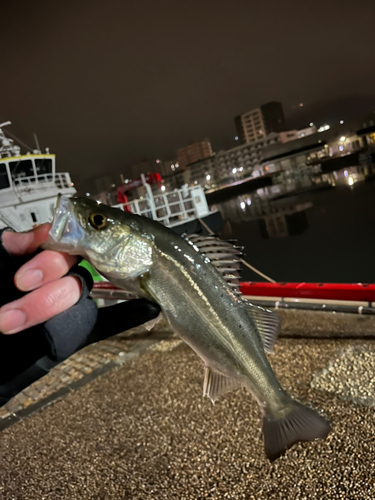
244, 302, 281, 353
203, 366, 241, 402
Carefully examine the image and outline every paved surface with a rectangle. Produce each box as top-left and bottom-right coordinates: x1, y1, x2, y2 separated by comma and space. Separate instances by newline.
1, 310, 375, 498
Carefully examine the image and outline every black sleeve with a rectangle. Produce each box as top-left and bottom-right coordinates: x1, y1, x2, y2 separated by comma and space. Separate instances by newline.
0, 229, 161, 406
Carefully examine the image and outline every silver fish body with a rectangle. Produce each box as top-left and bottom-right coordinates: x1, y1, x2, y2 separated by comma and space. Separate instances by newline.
45, 195, 330, 460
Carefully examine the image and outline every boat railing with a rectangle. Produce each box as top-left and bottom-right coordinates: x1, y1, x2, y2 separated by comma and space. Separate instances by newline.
112, 186, 201, 227
12, 172, 73, 192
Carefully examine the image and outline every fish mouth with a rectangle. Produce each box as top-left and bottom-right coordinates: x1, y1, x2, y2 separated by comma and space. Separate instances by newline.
44, 194, 85, 253
49, 194, 70, 242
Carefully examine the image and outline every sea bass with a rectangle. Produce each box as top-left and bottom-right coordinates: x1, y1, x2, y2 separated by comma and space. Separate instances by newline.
46, 195, 330, 460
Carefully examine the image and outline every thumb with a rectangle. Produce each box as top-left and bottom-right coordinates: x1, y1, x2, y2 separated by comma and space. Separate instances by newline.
2, 224, 51, 256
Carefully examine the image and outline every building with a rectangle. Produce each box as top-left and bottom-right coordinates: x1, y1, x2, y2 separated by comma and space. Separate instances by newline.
279, 125, 317, 143
176, 139, 213, 170
235, 101, 287, 144
160, 159, 180, 177
186, 133, 280, 188
234, 108, 266, 144
260, 102, 287, 134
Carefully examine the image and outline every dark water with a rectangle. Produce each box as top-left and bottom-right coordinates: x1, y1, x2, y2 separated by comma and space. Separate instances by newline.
211, 170, 375, 283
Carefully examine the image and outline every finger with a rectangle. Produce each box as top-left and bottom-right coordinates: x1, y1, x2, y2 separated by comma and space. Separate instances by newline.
0, 276, 81, 334
15, 250, 78, 292
2, 224, 51, 256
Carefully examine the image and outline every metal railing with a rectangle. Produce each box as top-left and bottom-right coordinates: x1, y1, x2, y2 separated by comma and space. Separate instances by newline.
112, 187, 199, 227
12, 172, 73, 191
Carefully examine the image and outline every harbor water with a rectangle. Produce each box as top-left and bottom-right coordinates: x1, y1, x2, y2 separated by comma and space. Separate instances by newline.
211, 167, 375, 284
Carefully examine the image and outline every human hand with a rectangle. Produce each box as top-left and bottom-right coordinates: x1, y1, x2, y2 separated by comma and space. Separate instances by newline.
0, 224, 81, 334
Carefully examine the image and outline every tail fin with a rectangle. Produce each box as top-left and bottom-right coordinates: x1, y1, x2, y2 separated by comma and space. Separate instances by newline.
263, 400, 331, 461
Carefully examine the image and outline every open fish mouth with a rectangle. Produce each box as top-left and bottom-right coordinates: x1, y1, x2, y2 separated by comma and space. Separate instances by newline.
44, 194, 85, 252
49, 194, 70, 242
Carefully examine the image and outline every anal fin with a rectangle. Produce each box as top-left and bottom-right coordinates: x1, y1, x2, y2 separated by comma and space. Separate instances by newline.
203, 366, 241, 402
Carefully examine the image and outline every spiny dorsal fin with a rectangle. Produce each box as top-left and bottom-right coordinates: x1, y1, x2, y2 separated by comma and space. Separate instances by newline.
203, 366, 241, 402
243, 301, 281, 354
183, 234, 243, 291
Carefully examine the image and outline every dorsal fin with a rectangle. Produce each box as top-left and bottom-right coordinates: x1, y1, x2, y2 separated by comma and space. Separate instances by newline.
183, 233, 281, 352
183, 234, 243, 291
243, 301, 281, 353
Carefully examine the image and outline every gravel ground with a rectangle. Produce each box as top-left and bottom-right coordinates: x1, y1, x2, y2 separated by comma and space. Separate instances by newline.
1, 336, 375, 499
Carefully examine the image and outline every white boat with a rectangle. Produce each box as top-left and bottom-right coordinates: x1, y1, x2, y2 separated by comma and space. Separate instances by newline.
0, 122, 222, 235
111, 173, 222, 235
0, 121, 76, 231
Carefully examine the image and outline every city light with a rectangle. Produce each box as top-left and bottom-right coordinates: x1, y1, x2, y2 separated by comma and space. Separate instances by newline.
161, 185, 166, 191
156, 159, 160, 164
194, 180, 198, 184
86, 192, 90, 196
309, 122, 314, 126
232, 168, 237, 174
240, 201, 246, 210
299, 103, 304, 107
344, 170, 348, 177
348, 177, 354, 186
235, 136, 239, 141
246, 198, 252, 205
339, 145, 344, 151
318, 124, 330, 132
340, 136, 346, 142
340, 120, 344, 124
206, 174, 211, 180
239, 167, 243, 172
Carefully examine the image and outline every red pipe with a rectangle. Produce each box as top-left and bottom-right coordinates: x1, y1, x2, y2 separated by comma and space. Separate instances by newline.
239, 282, 375, 302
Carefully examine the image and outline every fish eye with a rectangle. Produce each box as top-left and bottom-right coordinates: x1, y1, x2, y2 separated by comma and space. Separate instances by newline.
89, 212, 107, 230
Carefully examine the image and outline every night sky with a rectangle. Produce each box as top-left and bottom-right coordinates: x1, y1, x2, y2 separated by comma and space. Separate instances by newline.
2, 0, 375, 192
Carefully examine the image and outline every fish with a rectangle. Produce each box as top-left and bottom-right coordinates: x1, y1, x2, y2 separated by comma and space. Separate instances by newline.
45, 195, 330, 460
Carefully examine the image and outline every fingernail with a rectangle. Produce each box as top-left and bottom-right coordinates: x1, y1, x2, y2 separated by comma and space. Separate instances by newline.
16, 269, 43, 291
0, 309, 26, 334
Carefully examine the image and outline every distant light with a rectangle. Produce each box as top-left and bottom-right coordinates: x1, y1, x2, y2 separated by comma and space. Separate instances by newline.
206, 174, 211, 180
86, 192, 90, 196
161, 185, 166, 191
340, 136, 346, 142
232, 168, 237, 174
239, 167, 243, 172
156, 159, 160, 164
194, 180, 198, 184
318, 124, 330, 132
240, 201, 246, 210
344, 170, 348, 177
301, 133, 305, 137
299, 103, 304, 107
309, 122, 314, 127
235, 136, 239, 141
348, 176, 354, 186
246, 198, 252, 205
125, 179, 129, 183
265, 166, 269, 171
340, 120, 344, 124
339, 145, 344, 151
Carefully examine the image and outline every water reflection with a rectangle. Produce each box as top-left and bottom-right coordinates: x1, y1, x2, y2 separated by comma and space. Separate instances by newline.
213, 192, 312, 238
210, 165, 375, 283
